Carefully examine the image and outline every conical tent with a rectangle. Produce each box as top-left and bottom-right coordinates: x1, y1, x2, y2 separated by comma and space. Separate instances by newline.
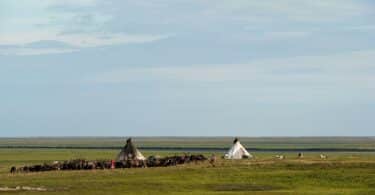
117, 138, 146, 161
224, 138, 252, 159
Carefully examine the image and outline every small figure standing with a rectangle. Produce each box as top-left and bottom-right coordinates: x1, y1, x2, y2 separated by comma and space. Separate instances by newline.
111, 160, 115, 169
209, 154, 217, 167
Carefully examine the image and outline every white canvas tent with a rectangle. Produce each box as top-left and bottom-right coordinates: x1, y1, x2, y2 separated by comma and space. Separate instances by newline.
117, 138, 146, 161
224, 138, 252, 159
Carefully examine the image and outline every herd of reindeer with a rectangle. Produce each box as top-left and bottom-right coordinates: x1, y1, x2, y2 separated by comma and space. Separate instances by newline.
10, 154, 209, 173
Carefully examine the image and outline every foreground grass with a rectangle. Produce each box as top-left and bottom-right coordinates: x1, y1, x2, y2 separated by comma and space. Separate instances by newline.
1, 149, 375, 194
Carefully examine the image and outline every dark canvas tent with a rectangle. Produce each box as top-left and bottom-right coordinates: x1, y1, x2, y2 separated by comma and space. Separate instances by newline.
117, 138, 146, 161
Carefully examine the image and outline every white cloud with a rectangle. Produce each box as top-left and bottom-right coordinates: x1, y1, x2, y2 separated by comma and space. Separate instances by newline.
0, 31, 171, 55
0, 31, 170, 47
34, 0, 97, 7
0, 0, 172, 55
87, 50, 375, 89
345, 25, 375, 31
0, 0, 372, 55
246, 31, 311, 41
121, 0, 369, 30
200, 0, 367, 22
57, 33, 171, 47
0, 48, 79, 56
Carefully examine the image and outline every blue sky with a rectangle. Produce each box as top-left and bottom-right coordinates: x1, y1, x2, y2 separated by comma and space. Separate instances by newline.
0, 0, 374, 136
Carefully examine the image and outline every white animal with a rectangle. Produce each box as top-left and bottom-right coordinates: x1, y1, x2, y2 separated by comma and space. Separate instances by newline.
320, 154, 327, 159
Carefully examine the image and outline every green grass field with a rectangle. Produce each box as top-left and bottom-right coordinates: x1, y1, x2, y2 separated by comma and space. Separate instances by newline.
1, 137, 375, 194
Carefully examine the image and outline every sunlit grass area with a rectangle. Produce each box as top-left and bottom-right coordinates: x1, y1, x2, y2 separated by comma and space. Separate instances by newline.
1, 148, 375, 194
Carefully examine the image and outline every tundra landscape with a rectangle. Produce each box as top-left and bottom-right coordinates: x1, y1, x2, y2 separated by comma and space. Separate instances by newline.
1, 137, 375, 194
1, 0, 375, 194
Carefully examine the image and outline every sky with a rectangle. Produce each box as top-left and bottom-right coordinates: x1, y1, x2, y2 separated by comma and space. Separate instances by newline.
0, 0, 375, 137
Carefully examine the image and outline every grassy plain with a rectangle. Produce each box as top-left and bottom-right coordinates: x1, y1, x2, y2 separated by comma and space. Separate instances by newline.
0, 137, 375, 194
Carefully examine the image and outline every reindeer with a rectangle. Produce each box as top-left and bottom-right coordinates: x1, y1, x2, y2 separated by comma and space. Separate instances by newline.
10, 166, 16, 173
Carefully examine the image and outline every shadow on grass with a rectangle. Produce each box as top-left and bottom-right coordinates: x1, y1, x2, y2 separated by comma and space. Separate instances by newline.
209, 183, 283, 192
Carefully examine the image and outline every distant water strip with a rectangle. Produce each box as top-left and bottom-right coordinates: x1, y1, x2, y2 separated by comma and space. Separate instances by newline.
0, 146, 374, 152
